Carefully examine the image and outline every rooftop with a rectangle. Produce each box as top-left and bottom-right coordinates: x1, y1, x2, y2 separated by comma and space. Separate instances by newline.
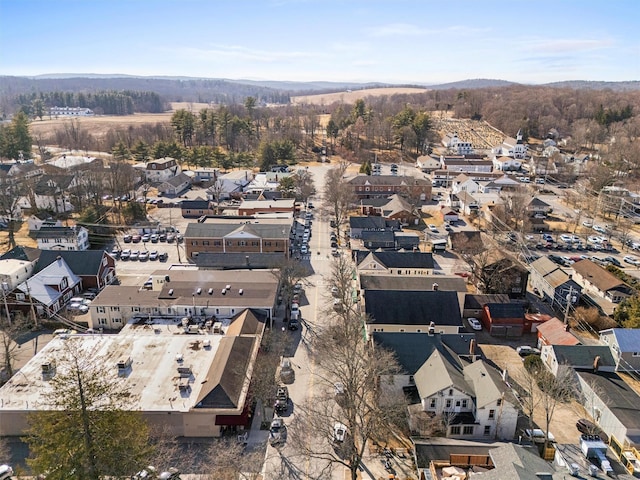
360, 274, 467, 292
184, 218, 293, 239
572, 259, 627, 293
364, 290, 463, 326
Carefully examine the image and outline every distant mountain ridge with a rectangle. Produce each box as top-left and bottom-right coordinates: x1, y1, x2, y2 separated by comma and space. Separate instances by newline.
1, 75, 638, 107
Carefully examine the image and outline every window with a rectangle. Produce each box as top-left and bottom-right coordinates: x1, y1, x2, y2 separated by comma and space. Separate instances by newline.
97, 306, 105, 313
633, 352, 640, 357
448, 389, 453, 396
445, 399, 452, 408
409, 375, 414, 384
488, 409, 495, 419
484, 426, 491, 436
99, 318, 107, 325
239, 241, 246, 247
429, 398, 436, 409
214, 241, 222, 246
191, 241, 198, 246
251, 241, 258, 246
496, 398, 502, 406
462, 399, 468, 408
203, 241, 209, 246
455, 400, 461, 407
399, 328, 405, 332
463, 426, 474, 435
132, 307, 140, 312
110, 306, 120, 312
373, 328, 384, 332
450, 426, 461, 435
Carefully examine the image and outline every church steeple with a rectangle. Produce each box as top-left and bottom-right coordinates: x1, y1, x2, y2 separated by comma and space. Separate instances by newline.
516, 129, 523, 144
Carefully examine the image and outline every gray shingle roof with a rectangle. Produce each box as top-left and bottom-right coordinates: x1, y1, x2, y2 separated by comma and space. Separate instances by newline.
415, 350, 473, 399
185, 220, 292, 239
364, 290, 463, 326
481, 443, 562, 480
550, 345, 615, 368
358, 251, 434, 269
194, 252, 284, 269
360, 275, 467, 292
349, 216, 387, 230
35, 250, 109, 276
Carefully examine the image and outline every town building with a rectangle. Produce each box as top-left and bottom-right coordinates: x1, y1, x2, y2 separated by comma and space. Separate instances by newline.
355, 251, 434, 276
49, 106, 94, 116
237, 198, 296, 217
88, 269, 278, 330
34, 250, 116, 291
0, 259, 35, 291
571, 260, 633, 315
358, 194, 418, 225
348, 175, 431, 201
536, 317, 580, 348
0, 309, 265, 437
528, 257, 582, 309
157, 172, 190, 196
442, 133, 474, 155
600, 329, 640, 372
184, 218, 293, 259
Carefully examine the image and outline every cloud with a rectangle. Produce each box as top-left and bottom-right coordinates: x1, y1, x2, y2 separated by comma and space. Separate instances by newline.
367, 23, 490, 38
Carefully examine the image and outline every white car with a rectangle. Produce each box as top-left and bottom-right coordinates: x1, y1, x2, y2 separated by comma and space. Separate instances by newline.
300, 245, 308, 254
428, 224, 438, 233
582, 219, 593, 228
592, 225, 607, 234
291, 302, 299, 313
269, 417, 285, 445
588, 235, 604, 244
467, 318, 482, 331
623, 255, 640, 266
333, 423, 347, 443
559, 234, 573, 243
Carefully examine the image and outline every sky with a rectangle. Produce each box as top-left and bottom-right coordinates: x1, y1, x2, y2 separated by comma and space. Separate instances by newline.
0, 0, 638, 85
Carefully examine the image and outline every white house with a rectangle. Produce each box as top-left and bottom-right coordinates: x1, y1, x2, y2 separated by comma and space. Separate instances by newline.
145, 158, 182, 183
492, 130, 528, 159
442, 132, 474, 155
415, 155, 441, 173
492, 156, 522, 172
451, 174, 480, 195
27, 214, 63, 232
207, 170, 254, 200
157, 173, 191, 196
49, 106, 94, 116
35, 226, 89, 251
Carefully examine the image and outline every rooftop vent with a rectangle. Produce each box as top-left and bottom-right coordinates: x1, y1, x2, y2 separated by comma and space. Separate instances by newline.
175, 353, 183, 363
196, 287, 202, 295
117, 357, 132, 370
168, 288, 174, 296
177, 366, 192, 377
208, 288, 213, 295
203, 339, 211, 349
221, 288, 226, 295
239, 288, 243, 295
226, 284, 231, 290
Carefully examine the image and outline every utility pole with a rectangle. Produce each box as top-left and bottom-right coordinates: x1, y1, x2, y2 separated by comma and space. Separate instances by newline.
1, 283, 11, 325
564, 286, 574, 325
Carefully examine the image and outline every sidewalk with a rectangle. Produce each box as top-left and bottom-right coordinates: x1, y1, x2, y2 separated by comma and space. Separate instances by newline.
245, 400, 269, 450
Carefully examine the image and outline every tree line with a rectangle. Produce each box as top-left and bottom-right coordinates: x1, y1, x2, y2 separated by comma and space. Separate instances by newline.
14, 90, 167, 117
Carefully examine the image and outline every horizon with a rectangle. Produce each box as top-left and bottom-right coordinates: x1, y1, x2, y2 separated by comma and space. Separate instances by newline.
1, 0, 638, 84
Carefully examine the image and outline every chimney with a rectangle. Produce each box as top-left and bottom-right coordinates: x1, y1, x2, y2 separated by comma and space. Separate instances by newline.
428, 321, 435, 336
565, 323, 570, 332
568, 274, 572, 280
593, 355, 601, 373
469, 338, 476, 356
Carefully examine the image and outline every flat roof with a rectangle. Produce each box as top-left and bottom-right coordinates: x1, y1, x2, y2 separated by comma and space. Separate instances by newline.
0, 328, 258, 413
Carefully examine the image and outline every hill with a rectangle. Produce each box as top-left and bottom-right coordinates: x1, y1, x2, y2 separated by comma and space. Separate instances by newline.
543, 80, 640, 91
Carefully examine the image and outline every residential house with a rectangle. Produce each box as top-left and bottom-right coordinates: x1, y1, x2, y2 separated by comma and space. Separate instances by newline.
492, 156, 522, 172
157, 172, 191, 196
392, 231, 421, 250
472, 251, 529, 298
35, 250, 116, 291
359, 274, 467, 293
0, 246, 41, 263
35, 225, 89, 251
348, 216, 400, 239
0, 309, 265, 438
412, 348, 518, 439
207, 170, 254, 200
442, 133, 474, 155
237, 198, 296, 216
456, 191, 480, 215
479, 175, 522, 193
536, 317, 580, 348
451, 174, 480, 195
572, 260, 633, 315
27, 213, 62, 232
89, 269, 278, 330
355, 251, 434, 276
188, 167, 219, 183
181, 199, 216, 218
527, 197, 552, 216
575, 369, 640, 446
348, 175, 431, 201
415, 155, 441, 173
244, 171, 291, 196
600, 329, 640, 372
529, 257, 582, 309
481, 303, 526, 337
364, 290, 463, 336
540, 344, 616, 377
145, 158, 181, 183
360, 230, 396, 250
6, 256, 82, 318
184, 218, 293, 259
528, 155, 558, 177
466, 444, 562, 480
358, 194, 418, 225
17, 174, 76, 212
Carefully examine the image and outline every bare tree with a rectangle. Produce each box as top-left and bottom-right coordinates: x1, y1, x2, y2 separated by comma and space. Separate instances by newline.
0, 314, 29, 381
323, 162, 355, 239
271, 258, 310, 322
293, 168, 316, 205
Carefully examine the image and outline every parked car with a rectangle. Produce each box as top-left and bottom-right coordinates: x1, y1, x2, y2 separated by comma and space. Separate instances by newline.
428, 224, 438, 233
110, 246, 121, 259
166, 233, 175, 243
150, 234, 159, 243
159, 233, 167, 242
300, 245, 308, 254
123, 234, 132, 243
120, 249, 131, 260
0, 465, 13, 480
269, 417, 285, 445
279, 358, 295, 384
139, 251, 149, 261
132, 234, 142, 243
158, 252, 168, 262
141, 234, 150, 243
68, 303, 89, 315
623, 255, 640, 266
592, 225, 607, 234
516, 346, 541, 357
524, 428, 555, 443
149, 251, 158, 261
274, 386, 289, 413
130, 250, 140, 261
467, 317, 482, 331
288, 317, 300, 331
603, 256, 621, 267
